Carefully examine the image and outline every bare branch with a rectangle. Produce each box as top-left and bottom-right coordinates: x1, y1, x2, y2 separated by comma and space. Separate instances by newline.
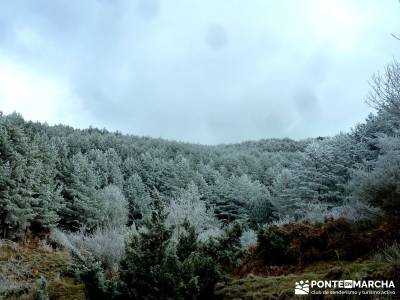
391, 33, 400, 41
366, 61, 400, 119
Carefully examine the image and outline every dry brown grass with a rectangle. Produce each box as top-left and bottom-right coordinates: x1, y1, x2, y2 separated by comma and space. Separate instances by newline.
0, 239, 85, 300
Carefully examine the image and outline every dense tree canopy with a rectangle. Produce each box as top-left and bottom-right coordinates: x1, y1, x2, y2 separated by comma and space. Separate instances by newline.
0, 62, 400, 239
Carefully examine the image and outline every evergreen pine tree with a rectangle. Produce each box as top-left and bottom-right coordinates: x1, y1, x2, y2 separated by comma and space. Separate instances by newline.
61, 152, 103, 230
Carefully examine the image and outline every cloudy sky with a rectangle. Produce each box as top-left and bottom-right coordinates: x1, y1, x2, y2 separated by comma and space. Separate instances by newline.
0, 0, 399, 144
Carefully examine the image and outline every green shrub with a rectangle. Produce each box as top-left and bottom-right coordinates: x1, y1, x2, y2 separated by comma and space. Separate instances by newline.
257, 226, 289, 265
119, 207, 179, 299
69, 198, 245, 300
70, 252, 117, 300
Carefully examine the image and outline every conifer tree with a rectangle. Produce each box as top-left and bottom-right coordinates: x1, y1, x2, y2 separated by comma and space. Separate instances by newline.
0, 116, 35, 237
119, 196, 178, 299
61, 152, 103, 230
29, 134, 64, 234
123, 173, 152, 221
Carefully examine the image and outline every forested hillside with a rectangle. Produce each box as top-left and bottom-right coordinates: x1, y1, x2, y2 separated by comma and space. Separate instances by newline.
1, 62, 400, 299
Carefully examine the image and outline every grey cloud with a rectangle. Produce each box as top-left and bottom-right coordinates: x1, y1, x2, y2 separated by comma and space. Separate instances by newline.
0, 1, 399, 144
137, 0, 160, 19
206, 24, 228, 50
294, 88, 319, 117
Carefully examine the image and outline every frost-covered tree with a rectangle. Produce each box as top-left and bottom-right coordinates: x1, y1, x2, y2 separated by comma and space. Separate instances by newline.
349, 135, 400, 215
61, 152, 103, 230
98, 185, 128, 227
249, 191, 275, 226
104, 148, 124, 188
0, 116, 37, 237
29, 135, 64, 234
271, 134, 363, 218
212, 174, 271, 223
87, 148, 123, 189
123, 173, 152, 220
346, 61, 400, 216
0, 154, 35, 238
132, 152, 178, 195
270, 168, 300, 216
367, 60, 400, 127
165, 182, 220, 237
295, 137, 353, 203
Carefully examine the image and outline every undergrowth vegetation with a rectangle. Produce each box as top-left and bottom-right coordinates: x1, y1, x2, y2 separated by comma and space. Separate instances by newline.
215, 258, 396, 300
0, 239, 85, 300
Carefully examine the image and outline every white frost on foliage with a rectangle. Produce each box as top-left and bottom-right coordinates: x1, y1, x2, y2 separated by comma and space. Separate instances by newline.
165, 182, 221, 238
50, 226, 127, 272
240, 229, 257, 249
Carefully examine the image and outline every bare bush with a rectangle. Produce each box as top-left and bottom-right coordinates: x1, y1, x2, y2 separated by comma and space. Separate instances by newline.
327, 200, 381, 221
367, 60, 400, 119
270, 215, 295, 226
0, 239, 18, 251
197, 227, 223, 242
39, 240, 53, 252
49, 229, 78, 254
296, 200, 381, 223
98, 185, 129, 228
166, 183, 221, 240
50, 226, 126, 272
240, 229, 257, 249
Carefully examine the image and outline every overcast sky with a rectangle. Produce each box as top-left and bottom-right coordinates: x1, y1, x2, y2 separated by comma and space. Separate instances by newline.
0, 0, 399, 144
